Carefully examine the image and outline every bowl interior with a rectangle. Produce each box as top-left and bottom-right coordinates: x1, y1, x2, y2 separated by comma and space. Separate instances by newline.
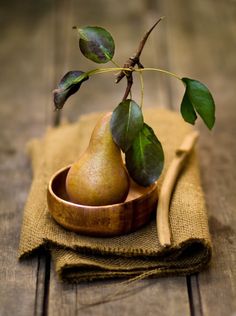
51, 165, 156, 207
51, 167, 70, 202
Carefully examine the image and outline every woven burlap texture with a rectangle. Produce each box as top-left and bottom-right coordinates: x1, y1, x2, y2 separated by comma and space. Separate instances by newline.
19, 108, 212, 282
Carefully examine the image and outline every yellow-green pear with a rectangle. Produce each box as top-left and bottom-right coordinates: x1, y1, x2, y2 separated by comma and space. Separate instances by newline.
66, 112, 130, 206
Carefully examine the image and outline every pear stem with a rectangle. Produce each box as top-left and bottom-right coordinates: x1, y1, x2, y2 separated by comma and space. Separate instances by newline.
85, 67, 181, 81
82, 66, 182, 104
139, 71, 144, 108
136, 68, 181, 81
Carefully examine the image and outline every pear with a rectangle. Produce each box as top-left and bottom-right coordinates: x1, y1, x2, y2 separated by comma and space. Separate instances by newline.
66, 112, 130, 206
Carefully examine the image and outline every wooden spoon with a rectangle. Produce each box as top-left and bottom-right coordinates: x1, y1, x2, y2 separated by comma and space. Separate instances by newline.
157, 130, 199, 247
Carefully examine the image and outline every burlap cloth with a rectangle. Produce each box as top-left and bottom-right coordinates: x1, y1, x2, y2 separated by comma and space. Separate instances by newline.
19, 108, 212, 282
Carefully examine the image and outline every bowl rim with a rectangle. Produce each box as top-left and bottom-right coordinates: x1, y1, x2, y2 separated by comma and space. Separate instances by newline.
48, 164, 157, 209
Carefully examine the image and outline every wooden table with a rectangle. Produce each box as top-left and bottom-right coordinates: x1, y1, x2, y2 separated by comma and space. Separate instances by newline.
1, 1, 235, 315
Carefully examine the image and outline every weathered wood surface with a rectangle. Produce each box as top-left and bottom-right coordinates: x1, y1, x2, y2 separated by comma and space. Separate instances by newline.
0, 1, 54, 315
163, 2, 236, 315
0, 0, 235, 315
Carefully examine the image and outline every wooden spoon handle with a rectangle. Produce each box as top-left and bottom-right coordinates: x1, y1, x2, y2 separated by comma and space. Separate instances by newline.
157, 131, 199, 247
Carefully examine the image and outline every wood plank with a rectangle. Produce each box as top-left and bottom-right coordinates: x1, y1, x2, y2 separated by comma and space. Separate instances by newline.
47, 1, 191, 315
0, 0, 54, 315
75, 277, 189, 316
163, 1, 236, 315
48, 267, 77, 316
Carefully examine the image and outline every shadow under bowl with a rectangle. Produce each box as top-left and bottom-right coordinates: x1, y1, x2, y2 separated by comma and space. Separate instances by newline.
47, 165, 158, 237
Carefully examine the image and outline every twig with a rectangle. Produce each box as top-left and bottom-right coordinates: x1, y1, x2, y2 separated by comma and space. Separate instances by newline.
115, 17, 165, 84
122, 72, 133, 101
157, 131, 199, 247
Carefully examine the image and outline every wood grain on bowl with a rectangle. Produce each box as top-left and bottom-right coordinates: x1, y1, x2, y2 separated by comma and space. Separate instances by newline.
47, 165, 158, 237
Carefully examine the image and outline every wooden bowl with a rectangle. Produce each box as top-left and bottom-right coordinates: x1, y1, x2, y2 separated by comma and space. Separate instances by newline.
47, 165, 158, 237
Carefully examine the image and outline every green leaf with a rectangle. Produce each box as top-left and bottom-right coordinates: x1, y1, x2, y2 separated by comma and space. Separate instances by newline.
180, 90, 197, 125
53, 71, 89, 110
182, 78, 215, 129
125, 123, 164, 187
110, 99, 144, 152
77, 26, 115, 64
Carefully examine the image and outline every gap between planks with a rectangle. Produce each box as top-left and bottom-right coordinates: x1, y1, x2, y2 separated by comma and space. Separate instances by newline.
187, 275, 203, 316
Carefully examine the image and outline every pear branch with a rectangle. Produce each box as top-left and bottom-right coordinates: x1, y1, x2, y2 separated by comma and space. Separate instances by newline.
115, 17, 165, 85
122, 74, 133, 101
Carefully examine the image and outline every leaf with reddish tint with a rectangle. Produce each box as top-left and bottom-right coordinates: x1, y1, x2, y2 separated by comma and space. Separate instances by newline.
77, 26, 115, 63
53, 71, 89, 110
